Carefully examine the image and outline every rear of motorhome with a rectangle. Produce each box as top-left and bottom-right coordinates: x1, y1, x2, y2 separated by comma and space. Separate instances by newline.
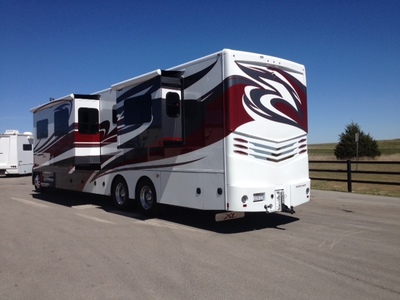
31, 49, 310, 220
0, 130, 33, 175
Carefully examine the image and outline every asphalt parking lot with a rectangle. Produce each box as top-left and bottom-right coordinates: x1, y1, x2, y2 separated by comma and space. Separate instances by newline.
1, 175, 399, 299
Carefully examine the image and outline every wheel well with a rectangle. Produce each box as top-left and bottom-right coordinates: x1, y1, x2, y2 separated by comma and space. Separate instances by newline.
137, 176, 151, 184
111, 175, 127, 191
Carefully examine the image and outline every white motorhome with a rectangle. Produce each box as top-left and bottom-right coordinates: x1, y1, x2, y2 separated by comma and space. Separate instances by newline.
31, 49, 310, 220
0, 130, 34, 175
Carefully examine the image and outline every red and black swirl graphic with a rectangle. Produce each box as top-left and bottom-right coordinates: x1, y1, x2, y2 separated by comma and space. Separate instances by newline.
236, 61, 307, 133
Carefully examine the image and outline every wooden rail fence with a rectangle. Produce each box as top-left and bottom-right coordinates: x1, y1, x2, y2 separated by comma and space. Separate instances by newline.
309, 160, 400, 192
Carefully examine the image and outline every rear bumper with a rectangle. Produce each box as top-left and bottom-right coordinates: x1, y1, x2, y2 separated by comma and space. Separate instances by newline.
226, 179, 310, 212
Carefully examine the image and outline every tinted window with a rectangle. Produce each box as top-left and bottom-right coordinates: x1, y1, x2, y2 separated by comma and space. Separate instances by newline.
166, 92, 180, 118
54, 109, 69, 136
37, 119, 48, 139
23, 144, 32, 151
78, 108, 99, 134
124, 95, 152, 125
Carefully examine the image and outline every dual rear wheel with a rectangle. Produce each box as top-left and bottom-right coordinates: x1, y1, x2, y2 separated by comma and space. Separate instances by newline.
111, 176, 157, 216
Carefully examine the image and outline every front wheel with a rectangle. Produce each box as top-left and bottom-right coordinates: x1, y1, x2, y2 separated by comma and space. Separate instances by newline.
111, 177, 132, 210
136, 178, 158, 216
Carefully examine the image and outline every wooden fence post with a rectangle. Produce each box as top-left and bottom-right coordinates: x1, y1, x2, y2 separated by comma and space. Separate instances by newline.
347, 160, 352, 192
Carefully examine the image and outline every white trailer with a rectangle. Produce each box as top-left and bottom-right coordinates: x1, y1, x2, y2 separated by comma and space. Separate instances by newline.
0, 130, 34, 175
31, 49, 310, 220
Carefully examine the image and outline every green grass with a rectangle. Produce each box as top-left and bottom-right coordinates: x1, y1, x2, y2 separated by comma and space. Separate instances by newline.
309, 139, 400, 158
309, 139, 400, 197
377, 139, 400, 156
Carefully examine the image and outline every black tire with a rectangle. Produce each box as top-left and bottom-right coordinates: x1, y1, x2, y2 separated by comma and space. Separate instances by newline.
136, 177, 158, 216
111, 176, 132, 210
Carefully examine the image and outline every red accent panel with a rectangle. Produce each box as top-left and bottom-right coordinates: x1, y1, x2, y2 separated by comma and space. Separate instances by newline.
47, 132, 74, 157
234, 144, 248, 149
234, 138, 248, 143
74, 131, 100, 144
163, 137, 183, 144
226, 84, 254, 132
234, 150, 248, 156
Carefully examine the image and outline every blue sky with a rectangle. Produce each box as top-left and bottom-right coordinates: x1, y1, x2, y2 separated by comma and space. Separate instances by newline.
1, 0, 399, 144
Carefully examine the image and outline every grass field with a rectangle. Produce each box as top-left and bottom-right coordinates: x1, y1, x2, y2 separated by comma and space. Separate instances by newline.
309, 139, 400, 197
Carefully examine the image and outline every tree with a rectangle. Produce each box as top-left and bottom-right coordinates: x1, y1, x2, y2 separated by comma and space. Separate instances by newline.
334, 122, 381, 160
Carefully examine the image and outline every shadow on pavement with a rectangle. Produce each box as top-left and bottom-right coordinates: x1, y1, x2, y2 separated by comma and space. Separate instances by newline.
31, 189, 299, 234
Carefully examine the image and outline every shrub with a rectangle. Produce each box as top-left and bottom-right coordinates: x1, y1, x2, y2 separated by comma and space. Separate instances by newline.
334, 122, 381, 159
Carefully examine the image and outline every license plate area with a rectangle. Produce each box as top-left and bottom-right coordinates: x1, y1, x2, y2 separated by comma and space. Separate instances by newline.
253, 192, 265, 202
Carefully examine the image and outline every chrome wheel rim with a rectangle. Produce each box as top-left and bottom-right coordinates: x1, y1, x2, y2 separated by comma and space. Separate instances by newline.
34, 174, 41, 190
140, 186, 153, 210
115, 183, 127, 205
